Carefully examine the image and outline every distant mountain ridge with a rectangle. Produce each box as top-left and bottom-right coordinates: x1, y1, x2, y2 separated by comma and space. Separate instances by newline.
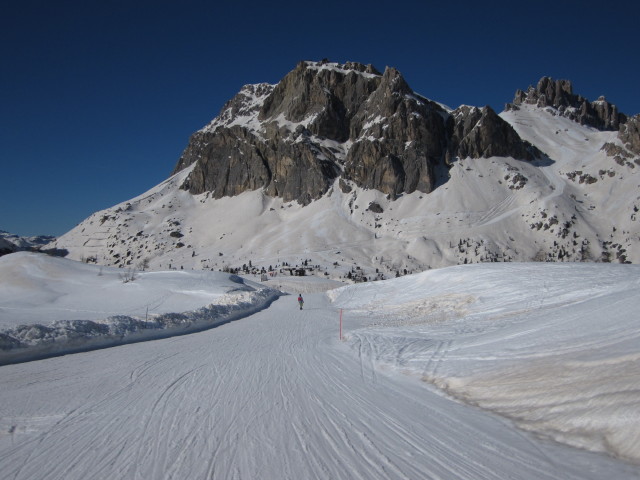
0, 231, 56, 257
46, 60, 640, 276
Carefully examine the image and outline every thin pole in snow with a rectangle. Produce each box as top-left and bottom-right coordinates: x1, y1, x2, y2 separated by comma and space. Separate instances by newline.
340, 309, 343, 341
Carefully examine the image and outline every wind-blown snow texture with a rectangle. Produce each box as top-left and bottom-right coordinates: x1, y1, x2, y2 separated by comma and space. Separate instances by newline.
0, 253, 639, 479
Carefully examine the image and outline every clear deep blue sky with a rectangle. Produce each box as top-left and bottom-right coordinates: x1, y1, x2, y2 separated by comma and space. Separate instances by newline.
2, 0, 639, 236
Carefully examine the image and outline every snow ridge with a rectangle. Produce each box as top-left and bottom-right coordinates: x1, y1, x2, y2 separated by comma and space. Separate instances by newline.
0, 288, 280, 365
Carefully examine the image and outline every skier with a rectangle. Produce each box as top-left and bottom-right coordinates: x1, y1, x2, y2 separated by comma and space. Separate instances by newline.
297, 294, 304, 310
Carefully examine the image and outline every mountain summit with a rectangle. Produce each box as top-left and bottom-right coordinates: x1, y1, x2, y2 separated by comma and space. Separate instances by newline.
508, 76, 626, 130
46, 61, 640, 276
173, 60, 539, 204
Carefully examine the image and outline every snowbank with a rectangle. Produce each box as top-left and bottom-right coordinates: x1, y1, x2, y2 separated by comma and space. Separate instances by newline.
329, 262, 640, 464
0, 253, 281, 365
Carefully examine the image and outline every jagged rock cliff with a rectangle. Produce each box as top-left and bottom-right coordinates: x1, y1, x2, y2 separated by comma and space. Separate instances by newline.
449, 105, 541, 163
600, 114, 640, 168
619, 114, 640, 155
173, 60, 540, 203
507, 77, 626, 130
340, 66, 449, 196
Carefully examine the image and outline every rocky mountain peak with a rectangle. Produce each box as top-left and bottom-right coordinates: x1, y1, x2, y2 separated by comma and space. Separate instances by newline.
46, 63, 640, 276
340, 67, 450, 197
379, 66, 413, 95
514, 77, 574, 108
508, 76, 626, 130
304, 59, 382, 76
257, 60, 382, 142
210, 83, 275, 131
450, 105, 540, 162
173, 60, 543, 205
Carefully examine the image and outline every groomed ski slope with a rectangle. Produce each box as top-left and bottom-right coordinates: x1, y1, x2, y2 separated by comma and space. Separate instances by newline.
1, 265, 639, 479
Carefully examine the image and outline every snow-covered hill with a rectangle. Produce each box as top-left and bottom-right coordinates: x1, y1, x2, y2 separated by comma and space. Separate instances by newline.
46, 101, 639, 280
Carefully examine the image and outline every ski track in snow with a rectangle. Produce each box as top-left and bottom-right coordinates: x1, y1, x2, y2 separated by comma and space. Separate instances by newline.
0, 294, 637, 480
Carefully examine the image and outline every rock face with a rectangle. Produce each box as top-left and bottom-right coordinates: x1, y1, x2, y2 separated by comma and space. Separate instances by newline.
174, 62, 382, 204
448, 105, 541, 163
258, 61, 381, 142
341, 66, 449, 196
601, 114, 640, 167
173, 61, 542, 203
619, 114, 640, 155
508, 77, 626, 130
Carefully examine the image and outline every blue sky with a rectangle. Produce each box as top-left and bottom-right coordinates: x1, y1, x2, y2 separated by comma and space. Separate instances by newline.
2, 0, 639, 237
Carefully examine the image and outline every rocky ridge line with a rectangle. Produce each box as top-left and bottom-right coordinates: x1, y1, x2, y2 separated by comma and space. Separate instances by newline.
173, 60, 540, 204
507, 76, 627, 131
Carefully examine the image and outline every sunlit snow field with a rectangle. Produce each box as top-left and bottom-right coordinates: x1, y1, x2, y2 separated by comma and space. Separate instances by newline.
1, 251, 639, 475
330, 262, 640, 464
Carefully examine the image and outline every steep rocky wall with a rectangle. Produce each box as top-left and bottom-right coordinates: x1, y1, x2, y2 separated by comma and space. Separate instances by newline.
509, 77, 626, 130
172, 60, 544, 204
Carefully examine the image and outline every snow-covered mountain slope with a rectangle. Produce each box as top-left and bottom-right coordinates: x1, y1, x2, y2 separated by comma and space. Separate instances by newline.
47, 101, 639, 278
502, 104, 639, 252
1, 258, 638, 477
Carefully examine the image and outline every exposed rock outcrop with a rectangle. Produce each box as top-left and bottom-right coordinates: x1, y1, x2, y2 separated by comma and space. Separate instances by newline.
0, 238, 15, 257
258, 60, 381, 142
508, 77, 626, 131
341, 66, 449, 197
173, 60, 543, 204
448, 105, 541, 163
619, 114, 640, 155
601, 114, 640, 167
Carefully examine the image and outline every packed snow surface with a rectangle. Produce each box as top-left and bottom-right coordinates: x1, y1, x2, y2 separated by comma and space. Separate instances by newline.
0, 253, 639, 479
